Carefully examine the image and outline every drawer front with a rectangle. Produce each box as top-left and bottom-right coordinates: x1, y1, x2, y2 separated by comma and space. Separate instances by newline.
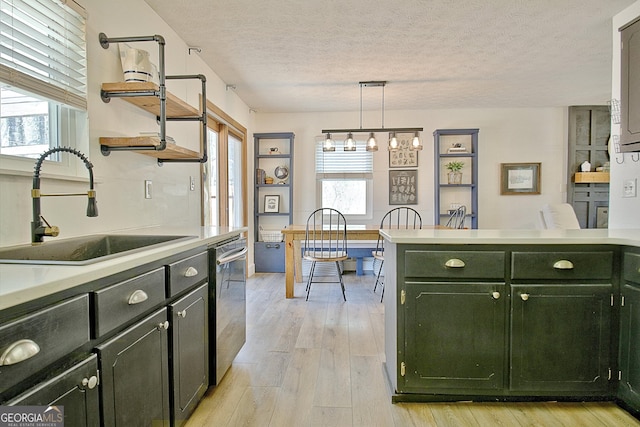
404, 250, 505, 279
511, 251, 613, 280
624, 252, 640, 283
255, 242, 284, 273
167, 251, 208, 297
93, 267, 165, 337
0, 294, 90, 395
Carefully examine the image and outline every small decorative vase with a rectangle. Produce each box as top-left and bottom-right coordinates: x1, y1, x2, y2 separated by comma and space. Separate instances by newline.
448, 172, 462, 184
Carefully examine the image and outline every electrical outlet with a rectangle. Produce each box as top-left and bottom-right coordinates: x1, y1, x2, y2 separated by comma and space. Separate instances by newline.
190, 176, 195, 191
145, 180, 152, 199
623, 178, 637, 198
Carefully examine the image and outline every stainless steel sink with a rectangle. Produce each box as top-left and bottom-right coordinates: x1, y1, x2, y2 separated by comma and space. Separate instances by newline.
0, 234, 196, 265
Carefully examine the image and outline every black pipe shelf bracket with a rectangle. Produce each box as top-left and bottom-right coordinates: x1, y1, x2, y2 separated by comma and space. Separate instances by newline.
98, 33, 207, 165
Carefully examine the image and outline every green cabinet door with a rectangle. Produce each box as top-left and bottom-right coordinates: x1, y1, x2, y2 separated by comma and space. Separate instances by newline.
401, 282, 506, 394
510, 284, 612, 394
619, 282, 640, 410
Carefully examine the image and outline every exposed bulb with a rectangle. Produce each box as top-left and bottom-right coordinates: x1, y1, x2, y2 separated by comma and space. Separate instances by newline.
344, 132, 357, 151
411, 132, 423, 150
388, 132, 398, 151
323, 133, 335, 152
366, 132, 378, 151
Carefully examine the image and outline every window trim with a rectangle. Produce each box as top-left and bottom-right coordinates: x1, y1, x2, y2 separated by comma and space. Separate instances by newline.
315, 137, 374, 221
316, 176, 374, 222
0, 0, 88, 178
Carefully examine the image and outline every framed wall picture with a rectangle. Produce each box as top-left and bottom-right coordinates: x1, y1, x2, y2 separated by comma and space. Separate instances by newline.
500, 163, 541, 195
389, 170, 418, 205
389, 132, 418, 168
264, 195, 280, 213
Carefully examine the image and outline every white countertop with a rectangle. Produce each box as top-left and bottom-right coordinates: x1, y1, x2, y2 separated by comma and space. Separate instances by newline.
0, 226, 247, 311
380, 228, 640, 246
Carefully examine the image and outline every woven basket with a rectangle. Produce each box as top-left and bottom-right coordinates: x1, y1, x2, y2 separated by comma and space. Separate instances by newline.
260, 227, 283, 242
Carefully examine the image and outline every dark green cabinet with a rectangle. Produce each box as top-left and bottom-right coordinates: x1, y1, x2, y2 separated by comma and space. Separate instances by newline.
510, 284, 612, 394
401, 282, 506, 393
392, 244, 617, 401
97, 308, 171, 427
169, 284, 208, 427
619, 282, 640, 408
619, 251, 640, 411
8, 355, 100, 427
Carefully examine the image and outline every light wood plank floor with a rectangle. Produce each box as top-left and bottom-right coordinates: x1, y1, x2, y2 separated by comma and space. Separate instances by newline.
185, 272, 640, 427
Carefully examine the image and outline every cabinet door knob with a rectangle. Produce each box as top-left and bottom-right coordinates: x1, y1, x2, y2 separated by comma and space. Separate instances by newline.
82, 375, 99, 389
157, 321, 170, 330
520, 293, 530, 301
492, 291, 500, 299
0, 339, 40, 366
553, 260, 574, 270
445, 258, 465, 268
177, 310, 187, 318
128, 289, 149, 305
184, 266, 198, 277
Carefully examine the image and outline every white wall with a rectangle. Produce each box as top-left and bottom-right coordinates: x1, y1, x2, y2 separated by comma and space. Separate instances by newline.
0, 0, 253, 246
2, 0, 636, 250
255, 107, 569, 229
611, 1, 640, 229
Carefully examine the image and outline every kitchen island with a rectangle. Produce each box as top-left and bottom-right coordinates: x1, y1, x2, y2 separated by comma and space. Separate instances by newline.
380, 228, 640, 418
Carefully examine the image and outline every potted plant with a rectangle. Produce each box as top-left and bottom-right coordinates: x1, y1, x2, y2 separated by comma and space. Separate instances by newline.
445, 161, 464, 184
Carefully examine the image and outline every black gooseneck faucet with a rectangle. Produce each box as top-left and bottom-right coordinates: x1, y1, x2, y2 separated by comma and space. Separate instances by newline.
32, 147, 98, 244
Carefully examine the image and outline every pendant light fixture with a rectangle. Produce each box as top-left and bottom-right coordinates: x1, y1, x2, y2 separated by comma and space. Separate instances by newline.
344, 132, 357, 151
321, 81, 423, 151
388, 132, 399, 151
411, 131, 423, 150
323, 132, 335, 152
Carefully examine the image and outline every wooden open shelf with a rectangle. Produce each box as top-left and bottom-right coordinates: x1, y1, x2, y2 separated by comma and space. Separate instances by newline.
101, 82, 199, 118
573, 172, 610, 183
99, 136, 201, 159
100, 82, 203, 161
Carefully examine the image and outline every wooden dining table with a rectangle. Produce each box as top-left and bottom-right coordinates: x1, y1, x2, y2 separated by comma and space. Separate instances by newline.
280, 224, 450, 298
281, 224, 381, 298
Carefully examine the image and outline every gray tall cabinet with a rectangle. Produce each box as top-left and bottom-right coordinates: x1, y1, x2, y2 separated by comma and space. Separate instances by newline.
433, 129, 479, 229
254, 132, 294, 272
567, 106, 610, 228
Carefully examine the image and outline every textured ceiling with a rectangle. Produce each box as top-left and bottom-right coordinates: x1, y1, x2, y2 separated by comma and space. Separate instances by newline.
143, 0, 636, 113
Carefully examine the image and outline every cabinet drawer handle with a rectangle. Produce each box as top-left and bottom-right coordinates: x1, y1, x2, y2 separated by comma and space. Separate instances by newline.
82, 375, 99, 389
492, 291, 500, 300
177, 310, 187, 318
266, 244, 280, 249
553, 260, 574, 270
521, 293, 530, 301
445, 258, 465, 268
128, 289, 149, 305
158, 321, 170, 330
0, 339, 40, 366
184, 266, 198, 277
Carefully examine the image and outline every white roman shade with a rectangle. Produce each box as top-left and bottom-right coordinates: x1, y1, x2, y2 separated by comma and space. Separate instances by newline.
0, 0, 87, 110
315, 135, 373, 177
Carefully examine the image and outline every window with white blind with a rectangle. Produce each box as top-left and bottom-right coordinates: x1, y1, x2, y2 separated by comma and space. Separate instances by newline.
0, 0, 88, 175
315, 136, 373, 220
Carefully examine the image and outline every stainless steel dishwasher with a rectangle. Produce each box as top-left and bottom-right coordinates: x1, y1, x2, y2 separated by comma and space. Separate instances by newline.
208, 236, 247, 386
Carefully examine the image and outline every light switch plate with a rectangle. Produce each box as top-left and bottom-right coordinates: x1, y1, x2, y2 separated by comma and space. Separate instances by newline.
145, 180, 152, 199
623, 178, 637, 198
